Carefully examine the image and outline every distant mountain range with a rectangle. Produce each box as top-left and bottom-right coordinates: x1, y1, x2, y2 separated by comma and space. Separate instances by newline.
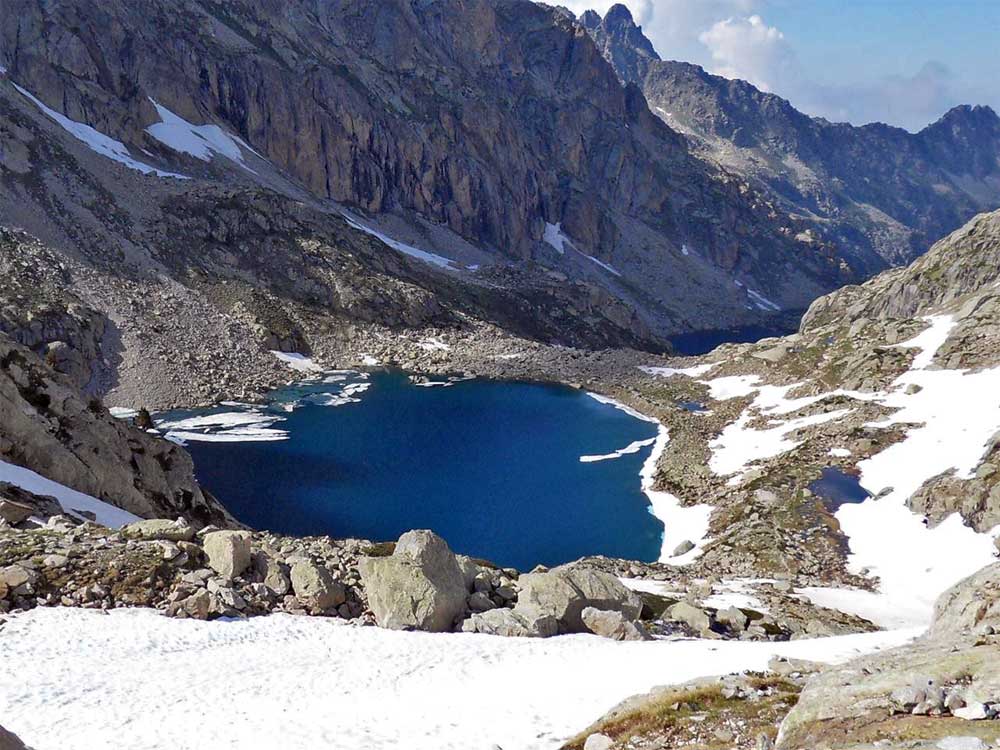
581, 3, 1000, 275
0, 0, 997, 382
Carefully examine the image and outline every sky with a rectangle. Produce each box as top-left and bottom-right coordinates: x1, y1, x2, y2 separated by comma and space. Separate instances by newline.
558, 0, 1000, 132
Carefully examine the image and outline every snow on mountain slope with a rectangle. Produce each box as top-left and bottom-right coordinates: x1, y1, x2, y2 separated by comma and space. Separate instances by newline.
10, 84, 186, 179
0, 460, 140, 528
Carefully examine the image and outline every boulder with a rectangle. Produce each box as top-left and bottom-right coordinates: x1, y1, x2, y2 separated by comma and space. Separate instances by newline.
455, 555, 481, 590
0, 565, 36, 590
668, 601, 711, 633
513, 565, 642, 634
460, 608, 558, 638
581, 607, 653, 641
583, 734, 614, 750
467, 591, 496, 612
930, 562, 1000, 637
202, 531, 252, 579
290, 562, 346, 610
672, 539, 696, 557
253, 553, 290, 596
359, 530, 468, 632
123, 518, 196, 543
716, 606, 749, 632
0, 499, 33, 526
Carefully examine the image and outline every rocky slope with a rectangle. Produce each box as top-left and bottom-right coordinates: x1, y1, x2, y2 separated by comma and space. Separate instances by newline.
582, 5, 1000, 275
566, 562, 1000, 750
0, 330, 234, 526
0, 0, 847, 357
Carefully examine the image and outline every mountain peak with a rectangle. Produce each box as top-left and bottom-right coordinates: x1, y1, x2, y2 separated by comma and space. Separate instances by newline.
604, 4, 636, 28
934, 103, 1000, 128
580, 2, 660, 83
579, 9, 601, 30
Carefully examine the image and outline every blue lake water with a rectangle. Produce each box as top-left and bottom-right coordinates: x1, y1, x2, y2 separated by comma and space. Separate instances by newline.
808, 467, 871, 511
159, 371, 664, 569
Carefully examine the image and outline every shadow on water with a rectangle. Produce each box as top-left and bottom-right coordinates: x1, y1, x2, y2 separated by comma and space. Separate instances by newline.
175, 371, 665, 570
667, 312, 803, 356
808, 467, 872, 512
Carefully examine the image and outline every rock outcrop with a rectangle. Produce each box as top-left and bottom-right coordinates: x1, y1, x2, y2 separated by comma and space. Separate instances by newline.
0, 331, 235, 527
358, 530, 469, 632
513, 565, 643, 635
776, 563, 1000, 749
0, 725, 29, 750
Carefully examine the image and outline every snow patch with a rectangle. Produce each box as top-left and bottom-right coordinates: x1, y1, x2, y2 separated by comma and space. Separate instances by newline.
710, 406, 851, 478
640, 363, 718, 379
747, 288, 781, 312
0, 460, 140, 528
342, 214, 459, 270
704, 580, 768, 613
1, 607, 918, 750
416, 337, 450, 352
146, 99, 256, 172
543, 222, 571, 254
13, 84, 186, 179
584, 254, 623, 277
271, 351, 323, 373
699, 315, 1000, 627
586, 393, 711, 562
838, 315, 1000, 625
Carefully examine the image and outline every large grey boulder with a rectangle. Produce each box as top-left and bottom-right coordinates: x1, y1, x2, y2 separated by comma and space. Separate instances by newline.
581, 606, 653, 641
253, 553, 291, 596
930, 562, 1000, 638
513, 565, 642, 634
358, 530, 468, 632
202, 531, 252, 579
123, 518, 195, 543
461, 608, 558, 638
0, 498, 34, 526
668, 601, 712, 633
290, 561, 346, 611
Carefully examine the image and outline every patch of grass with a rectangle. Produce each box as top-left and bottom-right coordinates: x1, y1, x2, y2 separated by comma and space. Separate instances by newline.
562, 676, 800, 750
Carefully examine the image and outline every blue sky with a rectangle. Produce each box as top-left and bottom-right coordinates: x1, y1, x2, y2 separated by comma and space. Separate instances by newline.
560, 0, 999, 131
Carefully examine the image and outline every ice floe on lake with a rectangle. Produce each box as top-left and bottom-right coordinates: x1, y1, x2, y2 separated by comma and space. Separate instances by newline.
580, 437, 657, 463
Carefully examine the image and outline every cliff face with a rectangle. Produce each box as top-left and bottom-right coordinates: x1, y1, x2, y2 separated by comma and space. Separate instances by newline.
0, 330, 235, 527
0, 0, 848, 342
583, 6, 1000, 275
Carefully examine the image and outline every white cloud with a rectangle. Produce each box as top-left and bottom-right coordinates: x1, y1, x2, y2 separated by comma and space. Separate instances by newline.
697, 14, 796, 93
802, 61, 969, 131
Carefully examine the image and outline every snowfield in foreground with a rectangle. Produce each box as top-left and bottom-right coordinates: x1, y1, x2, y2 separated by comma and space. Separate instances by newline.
1, 608, 916, 750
